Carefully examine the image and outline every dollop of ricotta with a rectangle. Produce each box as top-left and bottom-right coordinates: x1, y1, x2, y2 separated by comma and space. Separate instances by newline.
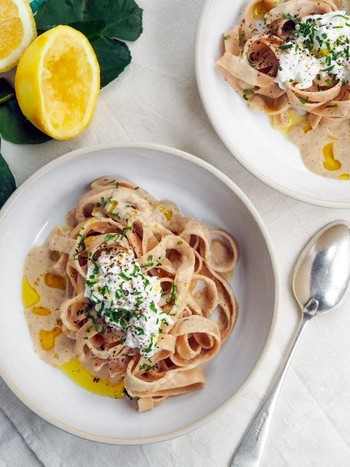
276, 44, 320, 89
276, 11, 350, 89
85, 247, 172, 357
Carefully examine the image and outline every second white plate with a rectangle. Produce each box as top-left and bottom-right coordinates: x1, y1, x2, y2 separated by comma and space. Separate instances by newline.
196, 0, 350, 207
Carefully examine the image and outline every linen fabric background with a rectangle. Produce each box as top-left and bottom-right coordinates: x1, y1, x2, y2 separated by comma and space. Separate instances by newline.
1, 1, 350, 466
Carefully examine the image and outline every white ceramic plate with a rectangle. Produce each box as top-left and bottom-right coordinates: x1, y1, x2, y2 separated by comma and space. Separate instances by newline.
196, 0, 350, 207
0, 143, 277, 444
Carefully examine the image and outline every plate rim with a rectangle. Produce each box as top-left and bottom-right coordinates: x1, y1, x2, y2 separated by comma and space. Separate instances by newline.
0, 141, 279, 444
195, 0, 350, 209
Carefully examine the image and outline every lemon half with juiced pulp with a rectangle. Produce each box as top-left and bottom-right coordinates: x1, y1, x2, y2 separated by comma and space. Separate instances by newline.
0, 0, 37, 72
15, 25, 100, 140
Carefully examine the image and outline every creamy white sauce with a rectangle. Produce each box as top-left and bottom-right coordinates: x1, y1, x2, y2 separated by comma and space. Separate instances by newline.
276, 11, 350, 89
23, 245, 75, 365
85, 248, 172, 357
288, 118, 350, 179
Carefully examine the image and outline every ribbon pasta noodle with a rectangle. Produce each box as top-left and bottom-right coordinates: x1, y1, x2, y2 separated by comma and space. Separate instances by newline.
216, 0, 350, 179
23, 177, 238, 411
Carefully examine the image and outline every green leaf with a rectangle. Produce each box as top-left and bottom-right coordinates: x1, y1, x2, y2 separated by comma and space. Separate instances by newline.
30, 0, 47, 14
0, 99, 51, 144
91, 36, 131, 87
0, 80, 51, 144
35, 0, 142, 87
0, 78, 14, 104
36, 0, 143, 41
35, 1, 85, 31
65, 20, 106, 39
0, 142, 16, 209
91, 0, 143, 41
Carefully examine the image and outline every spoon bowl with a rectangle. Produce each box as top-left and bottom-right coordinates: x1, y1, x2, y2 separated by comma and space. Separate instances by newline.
293, 222, 350, 314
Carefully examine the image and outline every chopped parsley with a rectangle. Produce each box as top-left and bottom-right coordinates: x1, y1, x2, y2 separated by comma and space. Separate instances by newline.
167, 282, 177, 306
243, 89, 254, 100
279, 44, 293, 50
283, 12, 299, 23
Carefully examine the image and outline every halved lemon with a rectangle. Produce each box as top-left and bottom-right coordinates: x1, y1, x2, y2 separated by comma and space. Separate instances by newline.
15, 25, 100, 140
0, 0, 37, 72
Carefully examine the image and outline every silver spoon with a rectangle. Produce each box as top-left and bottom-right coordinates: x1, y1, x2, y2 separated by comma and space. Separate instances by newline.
231, 221, 350, 467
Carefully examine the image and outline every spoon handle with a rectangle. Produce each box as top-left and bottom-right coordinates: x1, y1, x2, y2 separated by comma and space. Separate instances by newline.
230, 312, 312, 467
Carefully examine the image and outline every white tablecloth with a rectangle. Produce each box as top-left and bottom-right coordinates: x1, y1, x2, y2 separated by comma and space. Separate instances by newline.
2, 1, 350, 466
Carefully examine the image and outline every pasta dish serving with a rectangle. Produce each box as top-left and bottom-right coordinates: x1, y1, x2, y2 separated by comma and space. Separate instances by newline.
217, 0, 350, 179
23, 177, 238, 411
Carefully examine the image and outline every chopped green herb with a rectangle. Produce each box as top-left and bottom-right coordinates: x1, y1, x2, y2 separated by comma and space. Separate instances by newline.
100, 233, 116, 245
284, 12, 299, 22
279, 44, 293, 50
167, 282, 177, 306
120, 225, 132, 239
243, 89, 254, 100
139, 363, 156, 371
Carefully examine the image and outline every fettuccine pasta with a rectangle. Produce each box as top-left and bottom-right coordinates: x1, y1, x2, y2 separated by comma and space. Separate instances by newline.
23, 177, 238, 411
217, 0, 350, 179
